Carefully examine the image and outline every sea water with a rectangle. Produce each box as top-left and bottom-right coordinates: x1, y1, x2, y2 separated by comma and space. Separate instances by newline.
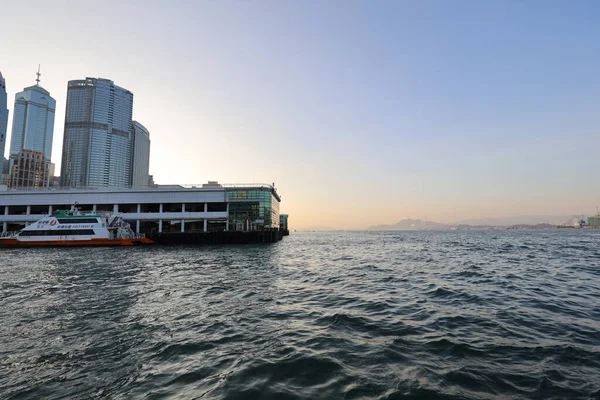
1, 230, 599, 399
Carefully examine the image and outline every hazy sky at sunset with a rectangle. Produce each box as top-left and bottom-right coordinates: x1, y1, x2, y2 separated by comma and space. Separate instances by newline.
2, 0, 599, 229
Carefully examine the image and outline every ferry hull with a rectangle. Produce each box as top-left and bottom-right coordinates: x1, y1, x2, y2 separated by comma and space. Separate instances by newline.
0, 238, 154, 248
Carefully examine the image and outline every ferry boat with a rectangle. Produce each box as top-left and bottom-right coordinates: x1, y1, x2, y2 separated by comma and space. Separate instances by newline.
0, 209, 154, 247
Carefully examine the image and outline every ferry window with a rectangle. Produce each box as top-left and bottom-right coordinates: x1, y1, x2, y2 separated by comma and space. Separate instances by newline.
69, 229, 95, 235
19, 229, 96, 236
57, 218, 99, 224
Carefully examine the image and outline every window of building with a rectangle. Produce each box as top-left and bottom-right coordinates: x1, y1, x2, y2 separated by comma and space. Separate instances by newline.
207, 202, 227, 212
163, 203, 182, 213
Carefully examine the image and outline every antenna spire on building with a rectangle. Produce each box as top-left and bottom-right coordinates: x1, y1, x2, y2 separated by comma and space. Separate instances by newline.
35, 65, 41, 86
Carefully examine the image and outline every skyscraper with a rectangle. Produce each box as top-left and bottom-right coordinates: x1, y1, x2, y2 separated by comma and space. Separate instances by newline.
8, 70, 56, 186
60, 78, 133, 188
9, 75, 56, 160
130, 121, 151, 188
0, 72, 9, 173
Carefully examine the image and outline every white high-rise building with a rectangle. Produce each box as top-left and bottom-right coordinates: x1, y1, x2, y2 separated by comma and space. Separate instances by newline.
60, 78, 133, 188
0, 72, 9, 171
130, 121, 150, 188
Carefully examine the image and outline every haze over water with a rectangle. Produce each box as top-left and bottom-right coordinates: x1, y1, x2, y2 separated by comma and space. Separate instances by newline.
1, 230, 599, 399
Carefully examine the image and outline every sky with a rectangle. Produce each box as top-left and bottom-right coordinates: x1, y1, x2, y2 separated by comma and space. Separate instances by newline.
1, 0, 599, 229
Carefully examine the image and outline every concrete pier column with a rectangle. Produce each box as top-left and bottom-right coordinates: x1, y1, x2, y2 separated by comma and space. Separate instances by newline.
48, 205, 53, 214
158, 204, 164, 233
204, 203, 208, 212
181, 220, 185, 232
114, 204, 119, 213
203, 219, 207, 232
26, 205, 31, 215
226, 203, 229, 231
136, 220, 140, 234
137, 204, 141, 213
3, 207, 8, 233
92, 204, 97, 212
182, 203, 185, 213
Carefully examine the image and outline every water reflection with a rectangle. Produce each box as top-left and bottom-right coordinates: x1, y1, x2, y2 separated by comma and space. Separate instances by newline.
123, 245, 282, 398
1, 231, 600, 399
1, 247, 145, 398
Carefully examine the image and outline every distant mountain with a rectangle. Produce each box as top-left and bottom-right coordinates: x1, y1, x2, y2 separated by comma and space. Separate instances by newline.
367, 215, 590, 231
368, 219, 450, 231
507, 223, 557, 230
458, 215, 573, 226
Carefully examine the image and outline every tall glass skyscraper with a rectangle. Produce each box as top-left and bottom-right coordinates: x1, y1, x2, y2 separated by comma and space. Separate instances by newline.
9, 83, 56, 160
0, 72, 9, 170
60, 78, 133, 188
130, 121, 150, 188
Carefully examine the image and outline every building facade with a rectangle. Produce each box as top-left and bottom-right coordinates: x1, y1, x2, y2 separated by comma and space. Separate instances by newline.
9, 84, 56, 161
9, 149, 50, 189
2, 157, 9, 180
60, 78, 133, 188
130, 121, 150, 188
0, 72, 10, 171
280, 214, 289, 231
0, 183, 281, 235
227, 187, 280, 231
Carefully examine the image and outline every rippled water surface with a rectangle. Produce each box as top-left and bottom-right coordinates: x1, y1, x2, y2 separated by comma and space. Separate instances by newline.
1, 230, 600, 399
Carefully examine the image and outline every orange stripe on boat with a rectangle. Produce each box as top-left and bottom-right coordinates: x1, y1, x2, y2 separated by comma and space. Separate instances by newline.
0, 238, 139, 247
